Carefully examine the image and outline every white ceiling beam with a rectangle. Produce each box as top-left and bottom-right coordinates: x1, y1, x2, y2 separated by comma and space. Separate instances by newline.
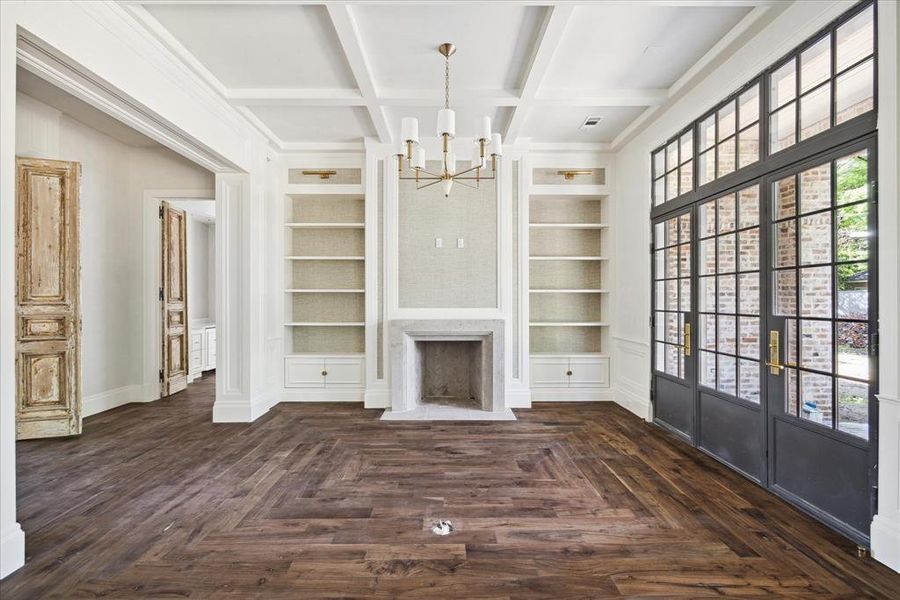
225, 88, 365, 106
326, 3, 392, 144
504, 4, 574, 145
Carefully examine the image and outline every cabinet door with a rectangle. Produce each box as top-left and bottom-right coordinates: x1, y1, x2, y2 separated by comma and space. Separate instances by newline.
530, 357, 571, 388
568, 357, 609, 387
190, 332, 203, 372
285, 357, 326, 388
205, 327, 216, 369
323, 357, 364, 388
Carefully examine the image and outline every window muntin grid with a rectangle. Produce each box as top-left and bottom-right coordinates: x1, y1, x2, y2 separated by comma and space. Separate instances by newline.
770, 149, 871, 440
768, 4, 875, 155
654, 213, 691, 378
698, 82, 762, 189
697, 184, 762, 403
652, 129, 694, 206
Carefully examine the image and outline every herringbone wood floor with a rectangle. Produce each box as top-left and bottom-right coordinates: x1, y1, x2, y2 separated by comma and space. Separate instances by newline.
3, 372, 899, 598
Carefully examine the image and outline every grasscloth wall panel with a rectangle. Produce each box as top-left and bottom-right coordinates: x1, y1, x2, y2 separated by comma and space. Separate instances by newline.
398, 161, 497, 308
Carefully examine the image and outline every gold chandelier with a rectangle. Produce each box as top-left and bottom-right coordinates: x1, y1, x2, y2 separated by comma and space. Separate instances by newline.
395, 43, 503, 198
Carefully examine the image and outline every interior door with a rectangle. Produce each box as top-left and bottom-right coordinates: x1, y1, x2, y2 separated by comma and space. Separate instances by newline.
765, 141, 877, 544
694, 183, 767, 482
161, 201, 188, 396
15, 157, 82, 439
652, 208, 695, 439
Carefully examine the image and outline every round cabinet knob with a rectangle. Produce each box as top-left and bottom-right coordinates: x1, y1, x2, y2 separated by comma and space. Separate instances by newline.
321, 370, 328, 377
566, 370, 573, 376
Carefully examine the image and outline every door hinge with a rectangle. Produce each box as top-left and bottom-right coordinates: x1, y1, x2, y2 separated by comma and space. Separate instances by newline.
649, 242, 654, 255
872, 484, 878, 514
871, 332, 879, 355
159, 287, 164, 301
159, 369, 164, 382
159, 205, 164, 218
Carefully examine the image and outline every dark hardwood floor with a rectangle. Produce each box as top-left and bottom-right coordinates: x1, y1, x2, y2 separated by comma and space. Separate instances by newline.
3, 372, 899, 598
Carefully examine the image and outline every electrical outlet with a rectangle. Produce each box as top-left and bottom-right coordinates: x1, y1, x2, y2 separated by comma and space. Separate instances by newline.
435, 237, 443, 248
457, 238, 465, 249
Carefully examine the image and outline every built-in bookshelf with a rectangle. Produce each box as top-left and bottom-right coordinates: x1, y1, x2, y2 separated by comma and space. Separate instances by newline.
284, 177, 366, 356
528, 171, 610, 357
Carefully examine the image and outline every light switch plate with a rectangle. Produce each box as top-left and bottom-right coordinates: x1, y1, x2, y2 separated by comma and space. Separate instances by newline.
457, 238, 465, 248
435, 237, 443, 248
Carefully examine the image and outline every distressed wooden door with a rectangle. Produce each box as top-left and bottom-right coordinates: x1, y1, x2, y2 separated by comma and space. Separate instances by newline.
161, 202, 188, 396
15, 157, 82, 439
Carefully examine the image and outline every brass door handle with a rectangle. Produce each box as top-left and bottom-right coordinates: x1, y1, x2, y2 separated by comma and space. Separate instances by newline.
683, 322, 692, 357
767, 330, 783, 375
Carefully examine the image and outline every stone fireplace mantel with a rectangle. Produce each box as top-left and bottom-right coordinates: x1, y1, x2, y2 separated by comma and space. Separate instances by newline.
384, 319, 513, 420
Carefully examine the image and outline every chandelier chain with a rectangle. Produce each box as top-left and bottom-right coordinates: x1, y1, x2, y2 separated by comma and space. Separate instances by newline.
444, 53, 450, 110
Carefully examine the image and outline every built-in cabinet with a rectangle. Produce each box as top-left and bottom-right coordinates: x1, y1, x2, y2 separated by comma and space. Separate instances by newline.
283, 163, 366, 397
278, 153, 614, 404
188, 322, 216, 383
527, 163, 611, 399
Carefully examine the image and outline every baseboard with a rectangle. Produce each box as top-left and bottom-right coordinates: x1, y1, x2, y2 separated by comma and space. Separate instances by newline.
83, 384, 143, 417
871, 514, 900, 573
505, 388, 532, 408
615, 377, 652, 421
364, 388, 390, 408
280, 389, 365, 403
212, 392, 270, 423
530, 388, 614, 402
0, 522, 25, 579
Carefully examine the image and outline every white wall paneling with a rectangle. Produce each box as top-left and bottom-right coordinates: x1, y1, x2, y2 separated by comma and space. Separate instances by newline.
871, 0, 900, 574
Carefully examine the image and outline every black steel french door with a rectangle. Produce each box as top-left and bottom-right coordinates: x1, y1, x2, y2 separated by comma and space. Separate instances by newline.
764, 138, 878, 544
651, 137, 877, 545
694, 182, 767, 483
651, 207, 695, 439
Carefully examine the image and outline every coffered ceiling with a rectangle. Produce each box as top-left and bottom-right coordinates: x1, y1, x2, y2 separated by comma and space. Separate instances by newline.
127, 1, 783, 150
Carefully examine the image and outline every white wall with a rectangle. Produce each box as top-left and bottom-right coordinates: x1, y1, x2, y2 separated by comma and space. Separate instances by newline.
186, 216, 214, 323
612, 0, 899, 572
15, 92, 214, 401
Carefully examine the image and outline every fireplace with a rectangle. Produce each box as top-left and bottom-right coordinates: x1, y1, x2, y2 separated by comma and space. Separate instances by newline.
417, 340, 484, 409
385, 319, 512, 419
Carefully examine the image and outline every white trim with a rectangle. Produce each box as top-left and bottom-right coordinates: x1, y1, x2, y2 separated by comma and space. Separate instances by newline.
364, 388, 390, 408
506, 388, 532, 408
211, 395, 271, 422
281, 389, 365, 403
531, 389, 615, 402
16, 32, 238, 172
0, 523, 25, 580
615, 376, 652, 421
872, 511, 900, 573
82, 385, 144, 418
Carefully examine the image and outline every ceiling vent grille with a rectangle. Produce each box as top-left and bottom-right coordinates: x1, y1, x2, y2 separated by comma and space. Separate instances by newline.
580, 116, 604, 129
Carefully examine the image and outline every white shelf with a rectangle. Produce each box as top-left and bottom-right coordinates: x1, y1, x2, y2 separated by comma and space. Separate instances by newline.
530, 289, 609, 294
530, 322, 609, 328
285, 222, 365, 229
529, 223, 608, 229
285, 288, 365, 293
530, 256, 608, 261
284, 256, 365, 261
285, 322, 365, 327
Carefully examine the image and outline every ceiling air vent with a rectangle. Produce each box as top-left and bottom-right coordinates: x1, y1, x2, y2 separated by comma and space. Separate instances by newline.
580, 115, 604, 130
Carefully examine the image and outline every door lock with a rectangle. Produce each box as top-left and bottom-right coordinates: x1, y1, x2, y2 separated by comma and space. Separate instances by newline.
766, 330, 785, 374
